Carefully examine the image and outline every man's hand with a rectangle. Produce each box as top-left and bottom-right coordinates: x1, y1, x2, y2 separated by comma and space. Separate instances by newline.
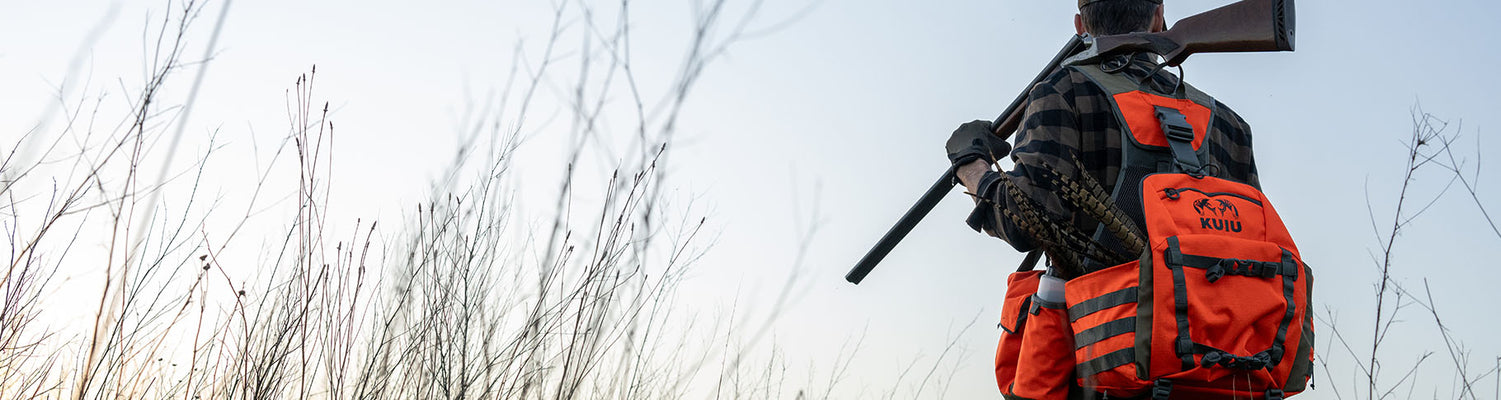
946, 121, 1012, 238
955, 159, 992, 191
945, 120, 1012, 166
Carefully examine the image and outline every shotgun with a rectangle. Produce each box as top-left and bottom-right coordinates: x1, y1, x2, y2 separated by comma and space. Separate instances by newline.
845, 0, 1295, 284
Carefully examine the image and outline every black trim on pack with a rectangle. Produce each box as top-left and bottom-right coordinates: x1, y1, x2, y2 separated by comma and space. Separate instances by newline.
1165, 237, 1196, 371
1077, 348, 1136, 378
1002, 383, 1039, 400
1162, 245, 1298, 284
1135, 251, 1154, 381
1033, 294, 1067, 311
1272, 250, 1299, 366
1287, 263, 1315, 392
1075, 317, 1137, 350
1194, 342, 1276, 370
1281, 249, 1300, 280
1002, 295, 1032, 335
1161, 187, 1263, 206
1069, 286, 1139, 322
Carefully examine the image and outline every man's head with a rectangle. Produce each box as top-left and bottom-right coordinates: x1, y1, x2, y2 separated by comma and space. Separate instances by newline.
1075, 0, 1166, 36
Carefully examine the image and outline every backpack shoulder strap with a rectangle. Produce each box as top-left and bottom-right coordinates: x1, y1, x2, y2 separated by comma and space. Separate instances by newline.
1066, 60, 1217, 182
1063, 60, 1221, 266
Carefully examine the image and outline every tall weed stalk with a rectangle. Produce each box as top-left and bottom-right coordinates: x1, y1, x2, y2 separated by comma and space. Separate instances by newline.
0, 0, 850, 398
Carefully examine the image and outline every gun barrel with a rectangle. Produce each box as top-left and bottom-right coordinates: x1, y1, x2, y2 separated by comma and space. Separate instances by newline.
845, 166, 959, 284
845, 35, 1085, 285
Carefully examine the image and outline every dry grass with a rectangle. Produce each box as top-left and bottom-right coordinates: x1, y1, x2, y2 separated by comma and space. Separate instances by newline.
20, 1, 1497, 400
1315, 108, 1501, 400
0, 0, 859, 398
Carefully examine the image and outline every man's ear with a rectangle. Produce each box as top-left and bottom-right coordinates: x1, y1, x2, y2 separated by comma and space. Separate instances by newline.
1150, 5, 1167, 32
1075, 13, 1086, 35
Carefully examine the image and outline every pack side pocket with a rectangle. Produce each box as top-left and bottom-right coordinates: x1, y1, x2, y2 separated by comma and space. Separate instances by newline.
1012, 292, 1075, 400
1065, 261, 1150, 397
995, 270, 1042, 395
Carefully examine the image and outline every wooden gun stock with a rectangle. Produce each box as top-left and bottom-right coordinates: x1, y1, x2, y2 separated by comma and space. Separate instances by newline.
1070, 0, 1295, 66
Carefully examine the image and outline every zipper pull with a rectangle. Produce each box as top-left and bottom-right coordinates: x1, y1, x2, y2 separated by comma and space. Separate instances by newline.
1163, 188, 1182, 200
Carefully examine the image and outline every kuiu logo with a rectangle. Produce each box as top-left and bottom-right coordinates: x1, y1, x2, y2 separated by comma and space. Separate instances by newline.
1193, 198, 1242, 233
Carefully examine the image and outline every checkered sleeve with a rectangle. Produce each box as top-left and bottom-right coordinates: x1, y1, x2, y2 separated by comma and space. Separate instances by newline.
1208, 101, 1260, 189
965, 69, 1093, 252
963, 65, 1261, 261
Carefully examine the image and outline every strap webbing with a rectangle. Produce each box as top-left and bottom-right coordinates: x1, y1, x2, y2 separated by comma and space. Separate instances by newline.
1075, 317, 1136, 350
1271, 250, 1299, 365
1287, 264, 1316, 392
1076, 348, 1135, 378
1163, 246, 1299, 283
1166, 237, 1196, 370
1155, 106, 1203, 173
1016, 250, 1043, 273
1068, 286, 1138, 322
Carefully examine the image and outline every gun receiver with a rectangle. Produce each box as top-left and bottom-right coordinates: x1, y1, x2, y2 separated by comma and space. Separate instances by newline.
845, 0, 1295, 285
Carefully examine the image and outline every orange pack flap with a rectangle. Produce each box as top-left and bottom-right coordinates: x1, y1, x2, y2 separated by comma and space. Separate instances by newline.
1140, 174, 1273, 244
1000, 270, 1044, 334
1113, 91, 1211, 150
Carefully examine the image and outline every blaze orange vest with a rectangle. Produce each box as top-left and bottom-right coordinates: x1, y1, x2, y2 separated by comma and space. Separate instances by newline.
995, 59, 1315, 400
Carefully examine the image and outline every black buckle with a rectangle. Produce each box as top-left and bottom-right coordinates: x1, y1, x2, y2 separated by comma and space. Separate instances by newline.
1259, 261, 1279, 278
1205, 263, 1226, 283
1201, 351, 1224, 366
1154, 106, 1205, 175
1246, 352, 1272, 370
1152, 379, 1173, 400
1202, 350, 1275, 370
1155, 107, 1196, 143
1209, 259, 1282, 282
1283, 251, 1301, 280
1268, 345, 1285, 363
1266, 388, 1285, 400
1175, 337, 1194, 356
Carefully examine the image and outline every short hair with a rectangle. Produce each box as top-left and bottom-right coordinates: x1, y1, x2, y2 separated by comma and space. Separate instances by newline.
1080, 0, 1160, 35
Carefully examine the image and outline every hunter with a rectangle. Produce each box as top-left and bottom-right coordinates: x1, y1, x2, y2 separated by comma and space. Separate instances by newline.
946, 0, 1260, 278
944, 0, 1292, 398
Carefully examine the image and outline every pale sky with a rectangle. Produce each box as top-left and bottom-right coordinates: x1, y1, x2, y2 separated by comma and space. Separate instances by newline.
4, 0, 1500, 398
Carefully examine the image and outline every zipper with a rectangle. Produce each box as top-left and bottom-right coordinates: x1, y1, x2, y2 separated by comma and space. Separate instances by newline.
1162, 187, 1263, 206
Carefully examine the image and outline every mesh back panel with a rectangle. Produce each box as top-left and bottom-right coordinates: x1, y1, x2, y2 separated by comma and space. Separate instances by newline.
1083, 150, 1163, 273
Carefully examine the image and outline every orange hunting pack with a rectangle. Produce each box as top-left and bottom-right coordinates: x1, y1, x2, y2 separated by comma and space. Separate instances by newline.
994, 62, 1314, 400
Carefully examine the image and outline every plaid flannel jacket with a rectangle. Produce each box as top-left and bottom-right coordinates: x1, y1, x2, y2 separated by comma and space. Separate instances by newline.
968, 56, 1260, 259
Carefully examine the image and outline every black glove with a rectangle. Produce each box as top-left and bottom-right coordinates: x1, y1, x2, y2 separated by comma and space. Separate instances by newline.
945, 119, 1012, 166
